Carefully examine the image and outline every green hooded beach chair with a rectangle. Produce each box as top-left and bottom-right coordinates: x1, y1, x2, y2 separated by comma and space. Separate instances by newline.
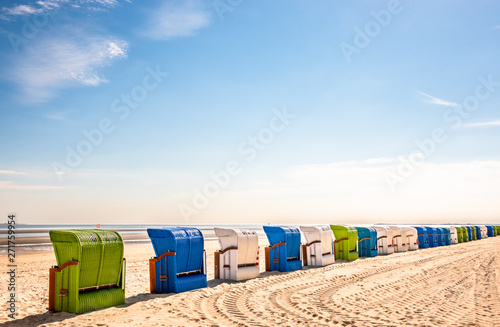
455, 226, 463, 243
49, 230, 126, 314
470, 226, 477, 240
330, 225, 358, 261
461, 227, 469, 242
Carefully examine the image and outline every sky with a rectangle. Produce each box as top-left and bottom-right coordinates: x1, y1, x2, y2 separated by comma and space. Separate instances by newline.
0, 0, 499, 225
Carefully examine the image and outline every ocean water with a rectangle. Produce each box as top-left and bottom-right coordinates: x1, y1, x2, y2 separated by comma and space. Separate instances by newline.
0, 223, 272, 253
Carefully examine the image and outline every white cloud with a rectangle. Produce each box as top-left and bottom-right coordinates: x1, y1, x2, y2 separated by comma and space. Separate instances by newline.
2, 5, 43, 16
1, 0, 126, 20
494, 25, 500, 29
143, 0, 211, 40
8, 34, 128, 102
463, 121, 500, 128
0, 181, 64, 190
0, 170, 28, 175
417, 91, 460, 107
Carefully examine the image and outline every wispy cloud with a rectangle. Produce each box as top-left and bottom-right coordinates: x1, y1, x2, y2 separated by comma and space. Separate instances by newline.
417, 91, 460, 107
1, 0, 127, 20
143, 0, 211, 40
493, 25, 500, 29
7, 33, 128, 103
2, 4, 44, 17
463, 121, 500, 128
0, 181, 65, 190
0, 170, 28, 175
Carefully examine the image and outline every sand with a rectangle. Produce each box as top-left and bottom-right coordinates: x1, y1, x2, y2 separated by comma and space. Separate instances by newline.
1, 237, 499, 326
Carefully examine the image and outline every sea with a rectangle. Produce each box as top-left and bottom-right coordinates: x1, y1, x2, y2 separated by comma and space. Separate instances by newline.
0, 223, 274, 254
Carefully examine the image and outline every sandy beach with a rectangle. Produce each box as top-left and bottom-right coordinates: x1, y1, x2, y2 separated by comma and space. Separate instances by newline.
1, 237, 499, 327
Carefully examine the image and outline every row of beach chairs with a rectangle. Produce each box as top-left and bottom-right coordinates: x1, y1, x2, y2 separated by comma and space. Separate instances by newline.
47, 224, 500, 313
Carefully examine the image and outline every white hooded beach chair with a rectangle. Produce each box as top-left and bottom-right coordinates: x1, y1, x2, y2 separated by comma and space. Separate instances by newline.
479, 226, 488, 239
372, 226, 394, 255
402, 227, 419, 250
300, 225, 335, 267
448, 226, 458, 244
389, 226, 407, 252
214, 228, 260, 281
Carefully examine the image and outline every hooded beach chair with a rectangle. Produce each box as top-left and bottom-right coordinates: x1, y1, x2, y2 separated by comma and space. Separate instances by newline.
447, 227, 458, 244
372, 226, 395, 254
263, 226, 302, 272
462, 227, 470, 242
465, 226, 473, 241
354, 227, 378, 257
456, 226, 463, 243
389, 226, 407, 252
494, 226, 500, 236
330, 225, 359, 261
147, 227, 207, 294
404, 227, 419, 250
413, 227, 429, 249
214, 228, 260, 281
479, 226, 488, 239
48, 230, 126, 314
455, 226, 464, 243
486, 226, 494, 237
425, 227, 439, 247
473, 226, 482, 240
470, 226, 478, 240
300, 225, 335, 266
436, 228, 446, 246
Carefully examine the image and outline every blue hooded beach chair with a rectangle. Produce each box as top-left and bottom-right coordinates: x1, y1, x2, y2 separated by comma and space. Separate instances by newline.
442, 227, 451, 245
473, 226, 482, 240
486, 225, 495, 237
147, 227, 207, 294
413, 227, 429, 249
436, 228, 446, 246
263, 226, 302, 272
355, 227, 378, 257
425, 227, 439, 247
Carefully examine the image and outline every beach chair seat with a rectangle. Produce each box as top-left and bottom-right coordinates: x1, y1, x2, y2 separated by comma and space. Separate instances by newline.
264, 226, 302, 272
479, 226, 488, 239
389, 226, 407, 252
404, 227, 419, 250
354, 227, 378, 257
425, 227, 439, 247
486, 226, 494, 237
372, 226, 395, 254
330, 225, 359, 261
446, 227, 458, 244
455, 227, 463, 243
462, 227, 468, 241
214, 228, 260, 281
147, 227, 207, 294
300, 225, 336, 266
413, 227, 429, 249
436, 228, 446, 246
48, 229, 126, 314
473, 226, 482, 240
470, 226, 477, 240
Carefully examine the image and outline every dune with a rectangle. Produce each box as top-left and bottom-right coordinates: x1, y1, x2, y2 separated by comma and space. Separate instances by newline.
1, 237, 499, 326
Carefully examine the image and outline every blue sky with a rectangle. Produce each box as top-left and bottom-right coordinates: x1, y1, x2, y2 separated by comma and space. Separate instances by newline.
1, 0, 499, 225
